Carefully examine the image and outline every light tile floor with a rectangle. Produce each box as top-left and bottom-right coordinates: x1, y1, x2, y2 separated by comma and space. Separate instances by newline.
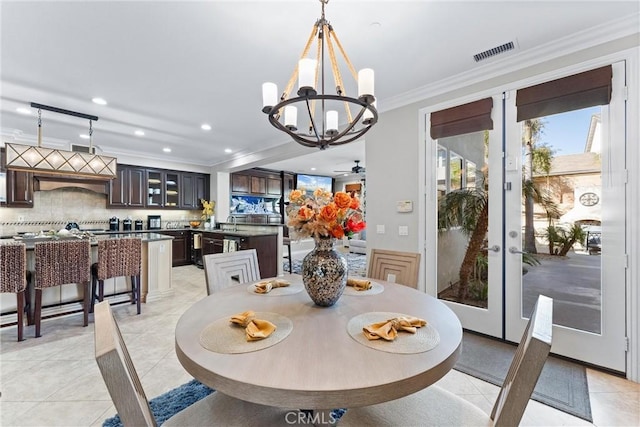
1, 265, 638, 427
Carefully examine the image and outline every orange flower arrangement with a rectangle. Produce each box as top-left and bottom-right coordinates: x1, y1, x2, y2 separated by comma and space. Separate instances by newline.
287, 188, 366, 240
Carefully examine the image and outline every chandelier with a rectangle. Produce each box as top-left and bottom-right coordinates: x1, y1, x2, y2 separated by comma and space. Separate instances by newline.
5, 102, 117, 179
261, 0, 378, 150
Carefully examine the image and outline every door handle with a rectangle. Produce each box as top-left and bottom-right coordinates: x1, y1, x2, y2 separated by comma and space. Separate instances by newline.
482, 245, 500, 252
509, 247, 527, 254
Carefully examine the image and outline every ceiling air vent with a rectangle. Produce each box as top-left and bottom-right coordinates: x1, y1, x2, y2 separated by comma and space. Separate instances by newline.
473, 41, 515, 62
71, 144, 95, 154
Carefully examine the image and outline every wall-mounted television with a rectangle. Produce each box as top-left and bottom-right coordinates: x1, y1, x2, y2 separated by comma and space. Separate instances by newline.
295, 174, 334, 196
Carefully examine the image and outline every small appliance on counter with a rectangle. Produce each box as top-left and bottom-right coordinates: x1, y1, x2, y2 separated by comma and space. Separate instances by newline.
134, 219, 144, 231
122, 218, 133, 231
109, 216, 120, 231
147, 215, 161, 230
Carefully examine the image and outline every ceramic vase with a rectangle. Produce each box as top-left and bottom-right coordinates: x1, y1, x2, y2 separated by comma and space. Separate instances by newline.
302, 237, 348, 307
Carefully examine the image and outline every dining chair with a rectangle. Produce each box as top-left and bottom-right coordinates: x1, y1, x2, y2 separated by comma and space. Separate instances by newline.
367, 249, 421, 288
0, 241, 31, 341
90, 237, 142, 314
93, 301, 295, 426
202, 249, 261, 295
338, 294, 554, 427
34, 239, 91, 337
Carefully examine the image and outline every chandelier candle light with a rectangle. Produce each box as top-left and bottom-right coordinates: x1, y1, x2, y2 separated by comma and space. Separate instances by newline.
262, 0, 378, 149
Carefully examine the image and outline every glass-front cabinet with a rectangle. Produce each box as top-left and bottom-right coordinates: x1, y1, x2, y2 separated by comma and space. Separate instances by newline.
147, 170, 181, 208
165, 172, 180, 207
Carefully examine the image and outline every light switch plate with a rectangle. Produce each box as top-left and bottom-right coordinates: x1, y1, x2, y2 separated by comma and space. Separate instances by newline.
376, 224, 385, 234
398, 226, 408, 236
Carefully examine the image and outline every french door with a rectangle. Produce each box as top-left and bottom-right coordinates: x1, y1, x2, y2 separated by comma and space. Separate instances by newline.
504, 62, 627, 371
428, 62, 627, 372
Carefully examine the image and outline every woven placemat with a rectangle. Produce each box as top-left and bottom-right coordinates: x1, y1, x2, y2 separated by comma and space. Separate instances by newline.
245, 282, 303, 296
199, 312, 293, 354
343, 281, 384, 296
347, 312, 440, 354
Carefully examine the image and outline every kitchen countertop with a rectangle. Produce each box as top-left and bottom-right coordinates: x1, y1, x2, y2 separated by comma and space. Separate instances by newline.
8, 232, 173, 250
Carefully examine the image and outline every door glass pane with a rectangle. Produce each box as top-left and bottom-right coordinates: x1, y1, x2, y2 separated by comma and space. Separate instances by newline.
436, 131, 489, 308
520, 106, 602, 333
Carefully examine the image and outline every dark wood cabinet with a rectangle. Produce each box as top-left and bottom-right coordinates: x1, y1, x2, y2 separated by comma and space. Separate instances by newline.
251, 176, 266, 194
200, 231, 278, 277
108, 165, 145, 208
201, 233, 224, 256
1, 147, 34, 207
160, 230, 192, 266
5, 169, 34, 207
181, 173, 209, 209
231, 174, 250, 193
267, 177, 281, 196
108, 164, 208, 210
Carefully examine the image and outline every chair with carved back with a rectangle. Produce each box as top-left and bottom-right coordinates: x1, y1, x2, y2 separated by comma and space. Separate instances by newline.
93, 301, 294, 426
0, 241, 32, 341
339, 294, 554, 426
90, 237, 142, 314
367, 249, 421, 288
202, 249, 261, 295
34, 239, 91, 337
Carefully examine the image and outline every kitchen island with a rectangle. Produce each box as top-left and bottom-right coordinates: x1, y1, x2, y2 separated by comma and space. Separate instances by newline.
0, 232, 173, 328
197, 223, 283, 278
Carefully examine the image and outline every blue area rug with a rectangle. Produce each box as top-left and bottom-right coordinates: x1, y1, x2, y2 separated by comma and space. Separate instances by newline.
287, 252, 367, 277
103, 379, 213, 427
103, 379, 346, 426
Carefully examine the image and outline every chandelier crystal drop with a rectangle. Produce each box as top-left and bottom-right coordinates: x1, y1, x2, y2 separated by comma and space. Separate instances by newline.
261, 0, 378, 150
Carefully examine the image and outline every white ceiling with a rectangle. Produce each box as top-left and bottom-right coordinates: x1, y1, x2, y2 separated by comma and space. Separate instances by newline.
1, 1, 637, 177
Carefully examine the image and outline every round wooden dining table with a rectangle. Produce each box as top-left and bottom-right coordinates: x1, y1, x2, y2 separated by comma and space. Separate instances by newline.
174, 274, 462, 410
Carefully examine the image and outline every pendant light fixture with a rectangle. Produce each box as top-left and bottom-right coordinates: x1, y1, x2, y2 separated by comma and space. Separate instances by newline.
261, 0, 378, 150
5, 103, 117, 179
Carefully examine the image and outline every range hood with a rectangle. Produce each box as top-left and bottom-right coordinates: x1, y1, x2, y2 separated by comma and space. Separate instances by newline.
33, 172, 109, 194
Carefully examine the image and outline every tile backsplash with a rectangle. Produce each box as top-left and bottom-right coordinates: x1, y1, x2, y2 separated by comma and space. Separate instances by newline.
0, 188, 201, 236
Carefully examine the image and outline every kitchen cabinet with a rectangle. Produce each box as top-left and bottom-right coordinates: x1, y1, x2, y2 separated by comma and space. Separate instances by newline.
160, 230, 192, 266
5, 169, 34, 208
181, 172, 209, 209
1, 147, 34, 208
200, 231, 278, 278
267, 177, 281, 196
201, 232, 224, 256
251, 176, 266, 194
147, 170, 180, 208
108, 165, 145, 208
231, 174, 250, 193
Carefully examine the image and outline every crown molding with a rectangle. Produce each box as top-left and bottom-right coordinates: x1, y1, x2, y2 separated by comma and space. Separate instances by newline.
383, 13, 640, 112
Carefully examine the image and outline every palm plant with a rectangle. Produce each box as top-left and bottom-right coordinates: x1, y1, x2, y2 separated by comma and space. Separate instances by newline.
438, 186, 488, 300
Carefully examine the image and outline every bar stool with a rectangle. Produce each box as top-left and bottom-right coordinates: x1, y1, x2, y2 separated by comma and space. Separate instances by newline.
283, 227, 292, 273
91, 237, 142, 314
0, 241, 31, 341
34, 239, 91, 337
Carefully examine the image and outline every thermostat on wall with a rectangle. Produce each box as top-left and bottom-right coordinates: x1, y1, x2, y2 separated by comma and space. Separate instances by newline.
397, 200, 413, 213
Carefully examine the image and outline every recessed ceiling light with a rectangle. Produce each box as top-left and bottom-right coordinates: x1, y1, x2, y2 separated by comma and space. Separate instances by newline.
92, 97, 107, 105
16, 107, 31, 115
201, 123, 212, 131
310, 167, 317, 171
163, 147, 172, 153
224, 148, 232, 153
134, 130, 145, 136
79, 134, 90, 139
343, 173, 349, 176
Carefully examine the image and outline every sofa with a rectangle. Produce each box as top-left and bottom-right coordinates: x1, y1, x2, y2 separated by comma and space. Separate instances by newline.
349, 230, 366, 254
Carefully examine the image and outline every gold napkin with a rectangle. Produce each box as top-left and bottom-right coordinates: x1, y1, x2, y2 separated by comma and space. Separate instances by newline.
347, 278, 372, 291
363, 316, 427, 341
254, 279, 291, 294
230, 310, 277, 341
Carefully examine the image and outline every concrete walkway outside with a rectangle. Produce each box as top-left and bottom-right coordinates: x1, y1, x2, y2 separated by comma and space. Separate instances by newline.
522, 250, 602, 333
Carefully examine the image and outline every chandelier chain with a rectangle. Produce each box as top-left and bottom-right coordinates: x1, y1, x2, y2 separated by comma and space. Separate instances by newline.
37, 108, 42, 147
